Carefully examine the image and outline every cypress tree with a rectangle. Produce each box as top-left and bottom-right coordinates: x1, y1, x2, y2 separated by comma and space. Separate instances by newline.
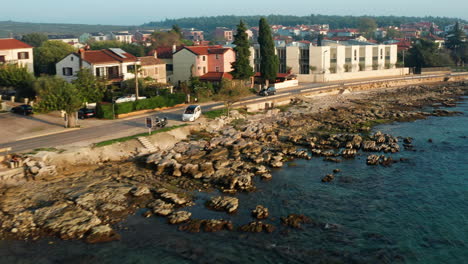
258, 18, 279, 86
231, 20, 255, 80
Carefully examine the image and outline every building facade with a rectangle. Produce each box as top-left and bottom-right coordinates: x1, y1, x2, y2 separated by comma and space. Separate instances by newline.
172, 45, 235, 84
56, 48, 139, 83
111, 32, 133, 43
253, 41, 400, 83
0, 38, 34, 73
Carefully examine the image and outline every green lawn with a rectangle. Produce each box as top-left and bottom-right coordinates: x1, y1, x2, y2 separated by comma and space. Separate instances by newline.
94, 124, 188, 147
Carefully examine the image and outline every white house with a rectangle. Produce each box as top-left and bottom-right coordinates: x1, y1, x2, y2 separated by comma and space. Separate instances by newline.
111, 32, 133, 43
0, 38, 34, 73
56, 48, 139, 82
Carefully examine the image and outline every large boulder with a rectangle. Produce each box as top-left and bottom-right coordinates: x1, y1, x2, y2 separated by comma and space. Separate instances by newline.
252, 205, 269, 219
168, 211, 191, 224
85, 225, 120, 244
148, 199, 175, 216
207, 196, 239, 213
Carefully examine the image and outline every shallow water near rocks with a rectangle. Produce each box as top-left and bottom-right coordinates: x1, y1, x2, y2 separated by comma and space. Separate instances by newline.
0, 98, 467, 264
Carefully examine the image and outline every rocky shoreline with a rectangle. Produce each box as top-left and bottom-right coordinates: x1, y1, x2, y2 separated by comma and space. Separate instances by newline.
0, 82, 466, 243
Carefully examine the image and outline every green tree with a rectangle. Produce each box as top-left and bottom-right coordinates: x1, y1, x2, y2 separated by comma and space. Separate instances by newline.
358, 18, 377, 38
150, 31, 183, 49
21, 33, 48, 47
405, 39, 454, 72
258, 18, 279, 86
0, 64, 35, 98
34, 41, 76, 75
172, 24, 183, 37
445, 22, 467, 64
231, 20, 255, 81
72, 68, 107, 103
214, 79, 250, 117
385, 28, 402, 40
34, 76, 83, 128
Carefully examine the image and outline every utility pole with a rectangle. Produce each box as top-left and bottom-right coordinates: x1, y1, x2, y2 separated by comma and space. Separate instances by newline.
135, 58, 140, 99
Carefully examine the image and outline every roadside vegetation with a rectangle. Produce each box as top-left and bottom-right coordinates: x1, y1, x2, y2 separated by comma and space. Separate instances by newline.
94, 124, 188, 147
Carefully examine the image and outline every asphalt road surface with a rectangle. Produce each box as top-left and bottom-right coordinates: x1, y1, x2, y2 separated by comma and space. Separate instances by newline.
1, 73, 464, 153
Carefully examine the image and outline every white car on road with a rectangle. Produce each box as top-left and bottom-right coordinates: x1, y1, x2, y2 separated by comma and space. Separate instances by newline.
182, 105, 202, 122
115, 94, 146, 103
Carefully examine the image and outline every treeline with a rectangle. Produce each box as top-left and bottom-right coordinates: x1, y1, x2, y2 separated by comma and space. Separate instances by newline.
143, 14, 467, 30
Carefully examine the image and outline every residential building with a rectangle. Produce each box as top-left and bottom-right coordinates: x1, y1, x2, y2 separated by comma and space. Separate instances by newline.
150, 45, 184, 83
252, 40, 401, 83
138, 55, 167, 83
0, 38, 34, 73
172, 45, 235, 84
214, 27, 234, 42
56, 48, 139, 83
48, 35, 79, 44
89, 32, 110, 42
327, 29, 359, 38
182, 29, 204, 42
111, 31, 133, 43
135, 30, 155, 42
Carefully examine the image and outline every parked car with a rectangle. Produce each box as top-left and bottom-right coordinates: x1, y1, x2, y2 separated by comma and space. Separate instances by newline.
0, 90, 16, 100
182, 105, 202, 122
115, 94, 147, 103
258, 86, 276, 96
78, 108, 96, 119
11, 104, 33, 115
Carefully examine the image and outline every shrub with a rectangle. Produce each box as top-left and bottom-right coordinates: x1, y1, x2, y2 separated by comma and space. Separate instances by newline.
95, 102, 114, 119
96, 93, 186, 119
115, 101, 134, 115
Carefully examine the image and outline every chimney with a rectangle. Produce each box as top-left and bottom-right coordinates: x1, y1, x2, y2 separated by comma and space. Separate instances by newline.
172, 44, 176, 54
78, 48, 85, 69
153, 50, 158, 59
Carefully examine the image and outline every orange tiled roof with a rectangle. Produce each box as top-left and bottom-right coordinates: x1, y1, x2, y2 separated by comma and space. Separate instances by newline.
79, 49, 137, 64
0, 38, 32, 50
199, 72, 233, 81
184, 46, 230, 55
138, 56, 164, 65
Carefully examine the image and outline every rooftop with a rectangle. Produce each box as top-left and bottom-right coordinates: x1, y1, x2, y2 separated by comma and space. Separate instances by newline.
77, 48, 137, 64
0, 38, 32, 50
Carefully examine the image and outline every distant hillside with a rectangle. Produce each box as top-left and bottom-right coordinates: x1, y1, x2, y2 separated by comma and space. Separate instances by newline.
0, 21, 152, 38
143, 14, 468, 31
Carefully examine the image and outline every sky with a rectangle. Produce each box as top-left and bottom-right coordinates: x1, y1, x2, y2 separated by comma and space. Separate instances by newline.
3, 0, 468, 25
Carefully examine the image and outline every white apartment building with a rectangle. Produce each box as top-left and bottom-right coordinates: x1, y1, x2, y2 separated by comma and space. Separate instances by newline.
111, 31, 133, 43
0, 38, 34, 73
253, 40, 403, 83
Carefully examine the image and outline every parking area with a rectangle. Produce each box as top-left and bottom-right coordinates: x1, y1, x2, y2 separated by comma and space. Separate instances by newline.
0, 111, 111, 144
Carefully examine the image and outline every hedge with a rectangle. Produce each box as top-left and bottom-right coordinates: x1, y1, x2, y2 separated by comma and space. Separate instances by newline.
96, 93, 186, 119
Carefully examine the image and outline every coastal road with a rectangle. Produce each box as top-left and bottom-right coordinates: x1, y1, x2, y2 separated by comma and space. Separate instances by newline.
1, 72, 466, 153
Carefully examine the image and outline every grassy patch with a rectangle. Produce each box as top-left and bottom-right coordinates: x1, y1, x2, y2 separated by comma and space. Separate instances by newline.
276, 104, 291, 112
94, 124, 188, 148
203, 109, 227, 119
190, 130, 215, 141
231, 118, 247, 129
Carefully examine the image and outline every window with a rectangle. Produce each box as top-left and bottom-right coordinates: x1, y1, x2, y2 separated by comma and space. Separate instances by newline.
70, 56, 74, 61
215, 54, 220, 60
203, 67, 206, 74
127, 65, 135, 72
0, 56, 5, 63
215, 66, 220, 72
95, 67, 105, 77
166, 64, 173, 71
62, 67, 73, 76
17, 52, 29, 60
154, 67, 158, 74
354, 50, 357, 61
202, 56, 206, 61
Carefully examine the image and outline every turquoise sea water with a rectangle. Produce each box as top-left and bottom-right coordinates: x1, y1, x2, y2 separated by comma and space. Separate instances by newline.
1, 99, 467, 264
